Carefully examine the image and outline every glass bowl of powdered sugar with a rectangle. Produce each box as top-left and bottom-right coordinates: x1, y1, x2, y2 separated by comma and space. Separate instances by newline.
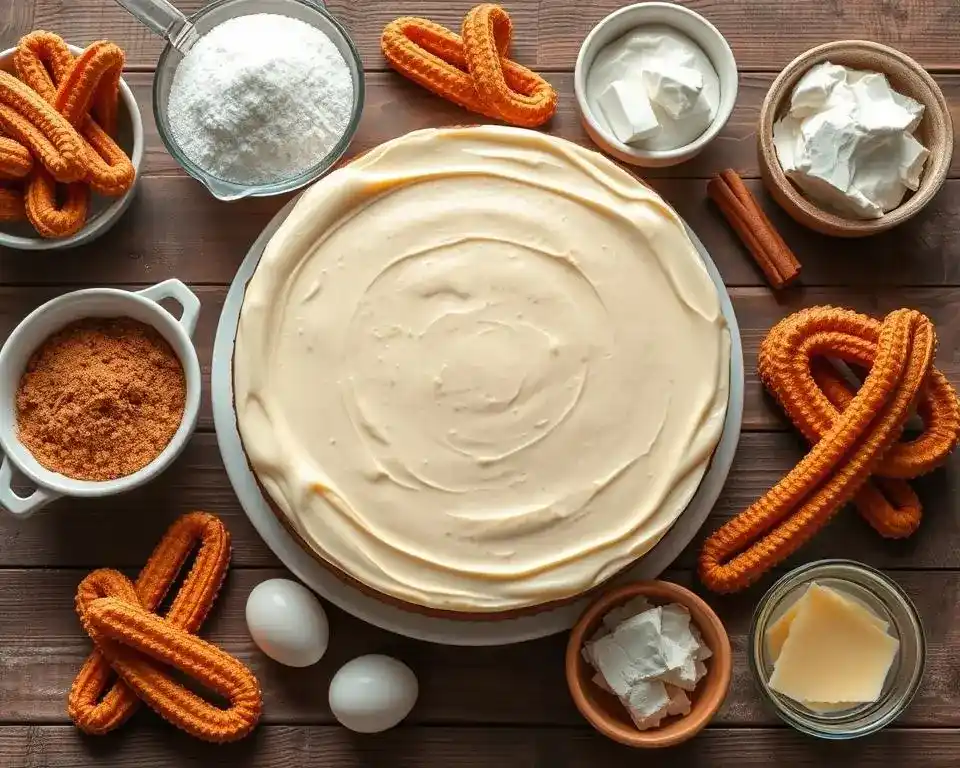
125, 0, 363, 200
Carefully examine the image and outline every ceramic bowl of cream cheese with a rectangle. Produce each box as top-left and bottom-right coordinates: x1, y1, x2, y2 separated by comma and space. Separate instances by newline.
565, 581, 732, 748
574, 3, 738, 167
759, 40, 952, 237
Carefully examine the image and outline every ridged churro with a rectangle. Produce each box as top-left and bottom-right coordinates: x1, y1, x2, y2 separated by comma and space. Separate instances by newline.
14, 31, 74, 104
69, 512, 262, 742
381, 4, 557, 127
54, 40, 124, 135
0, 71, 86, 183
0, 182, 25, 221
24, 168, 88, 237
15, 32, 134, 197
0, 135, 33, 178
699, 307, 960, 593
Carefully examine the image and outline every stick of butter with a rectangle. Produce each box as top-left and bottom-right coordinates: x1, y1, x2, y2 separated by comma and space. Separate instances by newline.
597, 79, 660, 144
768, 583, 899, 706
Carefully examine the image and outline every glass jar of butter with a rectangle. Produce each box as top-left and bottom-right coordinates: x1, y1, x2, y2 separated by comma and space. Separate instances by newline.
749, 560, 924, 739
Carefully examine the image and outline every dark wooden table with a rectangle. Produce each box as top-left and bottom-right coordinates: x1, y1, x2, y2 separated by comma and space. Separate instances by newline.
2, 1, 959, 765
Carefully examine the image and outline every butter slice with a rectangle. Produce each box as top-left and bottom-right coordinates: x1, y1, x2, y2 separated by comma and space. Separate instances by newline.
766, 583, 888, 662
768, 584, 899, 704
597, 79, 660, 144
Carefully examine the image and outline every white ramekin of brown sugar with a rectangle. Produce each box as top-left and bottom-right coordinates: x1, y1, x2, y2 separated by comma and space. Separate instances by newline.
0, 279, 202, 517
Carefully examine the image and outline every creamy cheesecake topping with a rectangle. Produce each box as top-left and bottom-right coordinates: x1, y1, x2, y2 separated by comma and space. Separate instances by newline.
235, 126, 730, 613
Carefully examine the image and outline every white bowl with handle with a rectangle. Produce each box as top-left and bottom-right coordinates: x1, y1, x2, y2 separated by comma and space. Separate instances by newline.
0, 279, 201, 517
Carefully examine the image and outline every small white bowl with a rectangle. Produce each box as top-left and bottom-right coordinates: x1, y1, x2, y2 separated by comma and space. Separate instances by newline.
0, 279, 201, 517
0, 43, 143, 250
574, 2, 738, 167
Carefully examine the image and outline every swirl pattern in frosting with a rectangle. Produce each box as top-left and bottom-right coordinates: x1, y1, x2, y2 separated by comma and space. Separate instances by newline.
234, 126, 730, 613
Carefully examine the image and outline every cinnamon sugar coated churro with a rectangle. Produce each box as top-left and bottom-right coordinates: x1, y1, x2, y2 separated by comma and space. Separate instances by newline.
0, 71, 86, 183
0, 183, 25, 221
69, 512, 262, 742
14, 32, 135, 200
0, 135, 33, 178
54, 40, 124, 132
24, 168, 88, 238
699, 307, 960, 593
0, 30, 135, 237
381, 4, 557, 127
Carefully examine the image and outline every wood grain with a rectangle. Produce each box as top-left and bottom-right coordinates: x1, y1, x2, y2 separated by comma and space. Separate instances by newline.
0, 431, 956, 571
2, 2, 960, 763
537, 0, 960, 71
0, 285, 956, 431
3, 725, 960, 767
0, 568, 957, 727
15, 0, 960, 71
123, 72, 960, 181
4, 177, 960, 287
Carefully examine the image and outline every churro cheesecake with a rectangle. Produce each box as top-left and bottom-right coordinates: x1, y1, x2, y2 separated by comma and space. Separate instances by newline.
234, 126, 730, 615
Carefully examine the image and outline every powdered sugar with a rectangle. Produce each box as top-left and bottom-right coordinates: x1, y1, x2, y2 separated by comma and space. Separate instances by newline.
167, 13, 354, 186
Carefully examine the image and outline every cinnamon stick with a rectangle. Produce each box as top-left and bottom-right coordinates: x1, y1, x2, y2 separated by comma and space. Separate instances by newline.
707, 170, 801, 289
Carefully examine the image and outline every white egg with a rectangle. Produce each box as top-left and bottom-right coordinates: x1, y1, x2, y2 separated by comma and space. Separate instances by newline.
245, 578, 329, 667
328, 655, 418, 733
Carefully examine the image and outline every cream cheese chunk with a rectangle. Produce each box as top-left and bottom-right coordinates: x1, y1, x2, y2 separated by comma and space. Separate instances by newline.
584, 600, 711, 729
768, 584, 899, 705
234, 126, 730, 613
586, 26, 720, 151
597, 79, 660, 144
773, 62, 929, 219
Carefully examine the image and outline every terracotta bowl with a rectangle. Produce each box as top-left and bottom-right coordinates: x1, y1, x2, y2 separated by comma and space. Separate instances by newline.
565, 580, 732, 748
758, 40, 953, 238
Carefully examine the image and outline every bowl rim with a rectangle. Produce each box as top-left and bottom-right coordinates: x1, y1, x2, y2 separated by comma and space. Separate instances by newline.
565, 580, 732, 748
573, 1, 739, 164
757, 39, 953, 236
153, 0, 365, 201
747, 559, 926, 739
0, 282, 201, 509
0, 43, 144, 251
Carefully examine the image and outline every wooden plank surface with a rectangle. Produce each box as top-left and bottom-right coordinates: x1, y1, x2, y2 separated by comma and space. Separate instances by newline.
5, 177, 960, 287
0, 286, 957, 433
1, 568, 957, 727
13, 0, 960, 71
1, 433, 957, 571
4, 725, 960, 767
2, 0, 960, 764
122, 72, 960, 180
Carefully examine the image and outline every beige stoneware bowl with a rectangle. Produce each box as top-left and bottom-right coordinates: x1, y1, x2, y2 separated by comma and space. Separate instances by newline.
758, 40, 952, 238
0, 43, 143, 251
565, 580, 732, 748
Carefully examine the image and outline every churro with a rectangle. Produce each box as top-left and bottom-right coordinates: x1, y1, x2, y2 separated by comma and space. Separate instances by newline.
13, 31, 74, 104
0, 135, 33, 178
24, 168, 88, 238
381, 4, 557, 127
15, 32, 134, 197
0, 71, 86, 183
54, 40, 124, 135
699, 307, 960, 593
0, 182, 25, 221
69, 512, 262, 742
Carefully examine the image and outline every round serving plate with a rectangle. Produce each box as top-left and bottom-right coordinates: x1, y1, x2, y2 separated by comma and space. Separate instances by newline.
212, 196, 745, 646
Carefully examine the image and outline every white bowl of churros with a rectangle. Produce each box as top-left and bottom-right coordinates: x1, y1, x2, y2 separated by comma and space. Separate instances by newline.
0, 32, 142, 250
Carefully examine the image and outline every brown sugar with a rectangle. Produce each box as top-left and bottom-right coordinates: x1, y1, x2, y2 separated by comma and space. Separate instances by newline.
16, 317, 186, 481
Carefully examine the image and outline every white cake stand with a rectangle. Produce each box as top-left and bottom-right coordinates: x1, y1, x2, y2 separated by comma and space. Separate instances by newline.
212, 197, 745, 646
